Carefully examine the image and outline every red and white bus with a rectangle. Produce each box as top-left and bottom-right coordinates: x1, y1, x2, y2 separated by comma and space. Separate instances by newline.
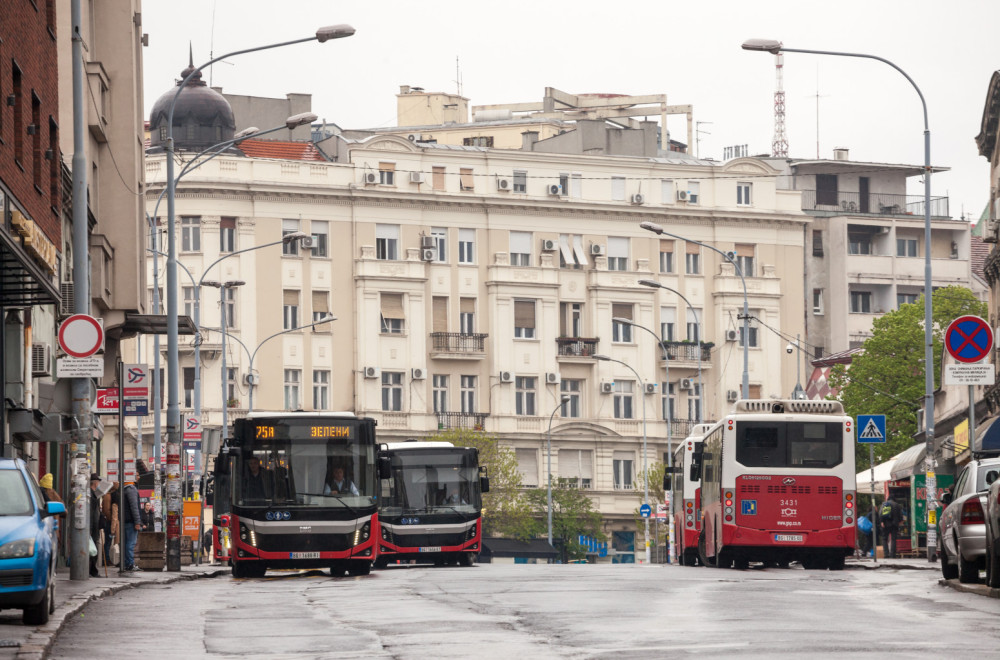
213, 412, 387, 578
671, 423, 718, 566
375, 442, 488, 568
697, 399, 856, 570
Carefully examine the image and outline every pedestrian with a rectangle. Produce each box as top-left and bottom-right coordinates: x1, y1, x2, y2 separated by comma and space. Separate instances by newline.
878, 498, 903, 559
141, 501, 155, 531
88, 474, 104, 577
39, 473, 67, 549
101, 482, 119, 567
121, 478, 142, 572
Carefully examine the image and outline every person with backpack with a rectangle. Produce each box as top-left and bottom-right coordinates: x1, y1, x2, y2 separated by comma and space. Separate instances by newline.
878, 498, 903, 558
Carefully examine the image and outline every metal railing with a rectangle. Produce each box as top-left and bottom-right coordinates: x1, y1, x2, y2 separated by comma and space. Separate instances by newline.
659, 340, 713, 363
799, 190, 950, 218
436, 411, 489, 430
430, 332, 487, 353
556, 337, 600, 357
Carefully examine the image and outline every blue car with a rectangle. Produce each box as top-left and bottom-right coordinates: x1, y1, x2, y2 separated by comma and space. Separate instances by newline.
0, 458, 65, 625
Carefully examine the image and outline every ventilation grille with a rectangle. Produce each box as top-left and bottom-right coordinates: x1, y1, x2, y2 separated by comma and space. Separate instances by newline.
734, 399, 843, 415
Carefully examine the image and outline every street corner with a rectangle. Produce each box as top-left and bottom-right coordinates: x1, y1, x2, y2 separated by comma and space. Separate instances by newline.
938, 578, 1000, 598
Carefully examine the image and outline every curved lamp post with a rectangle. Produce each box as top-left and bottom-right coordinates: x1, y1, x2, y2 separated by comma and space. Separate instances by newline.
741, 38, 937, 560
546, 395, 571, 551
247, 315, 337, 413
595, 354, 651, 565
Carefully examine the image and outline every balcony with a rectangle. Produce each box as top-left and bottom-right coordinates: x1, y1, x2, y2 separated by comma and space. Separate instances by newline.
667, 418, 711, 438
556, 337, 600, 359
659, 341, 713, 368
429, 332, 487, 360
436, 412, 488, 430
799, 190, 950, 218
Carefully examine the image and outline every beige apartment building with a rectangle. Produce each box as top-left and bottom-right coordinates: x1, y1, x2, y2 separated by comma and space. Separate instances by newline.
141, 86, 810, 559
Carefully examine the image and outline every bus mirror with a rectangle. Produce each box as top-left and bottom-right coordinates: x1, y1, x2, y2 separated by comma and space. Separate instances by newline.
377, 455, 391, 480
227, 446, 242, 457
689, 465, 701, 482
480, 475, 490, 494
663, 474, 672, 491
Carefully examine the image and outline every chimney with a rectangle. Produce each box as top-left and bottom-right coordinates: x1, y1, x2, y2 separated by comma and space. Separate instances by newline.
521, 130, 539, 151
833, 147, 849, 161
399, 85, 411, 95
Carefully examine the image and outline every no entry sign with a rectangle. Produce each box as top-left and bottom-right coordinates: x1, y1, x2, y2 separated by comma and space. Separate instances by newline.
58, 314, 104, 358
945, 316, 993, 364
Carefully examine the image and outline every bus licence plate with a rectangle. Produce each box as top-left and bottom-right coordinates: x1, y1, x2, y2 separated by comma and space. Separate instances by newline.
419, 546, 442, 553
290, 552, 320, 559
774, 534, 804, 543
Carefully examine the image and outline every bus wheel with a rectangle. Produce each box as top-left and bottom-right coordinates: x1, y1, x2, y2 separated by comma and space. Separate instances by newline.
330, 563, 347, 577
828, 555, 845, 571
733, 558, 749, 570
682, 548, 697, 566
697, 532, 715, 567
373, 557, 388, 570
231, 561, 246, 578
348, 561, 372, 576
459, 553, 475, 567
248, 563, 267, 578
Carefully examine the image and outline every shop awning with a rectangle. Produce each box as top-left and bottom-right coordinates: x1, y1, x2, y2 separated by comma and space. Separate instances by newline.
0, 228, 59, 306
856, 453, 902, 495
977, 416, 1000, 453
889, 443, 926, 481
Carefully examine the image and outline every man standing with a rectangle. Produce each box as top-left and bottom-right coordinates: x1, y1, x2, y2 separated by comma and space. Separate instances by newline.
122, 478, 142, 572
879, 498, 903, 559
88, 474, 104, 577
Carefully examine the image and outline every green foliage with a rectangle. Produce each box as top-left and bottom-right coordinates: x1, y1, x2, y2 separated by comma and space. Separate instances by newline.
523, 480, 604, 563
427, 429, 535, 539
633, 461, 668, 545
828, 286, 986, 469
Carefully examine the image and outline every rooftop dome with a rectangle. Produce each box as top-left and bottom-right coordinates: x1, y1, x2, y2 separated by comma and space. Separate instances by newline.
148, 52, 235, 152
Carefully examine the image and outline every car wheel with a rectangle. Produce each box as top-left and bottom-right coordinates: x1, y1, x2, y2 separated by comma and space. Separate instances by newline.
986, 538, 1000, 588
958, 550, 980, 584
23, 572, 51, 626
940, 544, 959, 580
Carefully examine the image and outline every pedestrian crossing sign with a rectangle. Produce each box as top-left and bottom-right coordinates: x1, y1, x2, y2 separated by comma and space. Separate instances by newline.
857, 414, 887, 444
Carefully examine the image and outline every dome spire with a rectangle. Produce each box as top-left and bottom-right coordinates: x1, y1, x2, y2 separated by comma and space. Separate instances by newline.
178, 43, 205, 88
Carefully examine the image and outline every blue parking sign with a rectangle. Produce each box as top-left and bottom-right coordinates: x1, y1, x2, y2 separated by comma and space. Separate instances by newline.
741, 500, 757, 515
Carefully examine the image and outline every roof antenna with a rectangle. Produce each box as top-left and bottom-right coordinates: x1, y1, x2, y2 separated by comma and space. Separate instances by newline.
454, 56, 463, 96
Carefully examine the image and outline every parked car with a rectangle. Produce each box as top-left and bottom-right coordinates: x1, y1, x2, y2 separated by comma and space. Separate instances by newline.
938, 455, 1000, 583
0, 458, 65, 625
984, 471, 1000, 587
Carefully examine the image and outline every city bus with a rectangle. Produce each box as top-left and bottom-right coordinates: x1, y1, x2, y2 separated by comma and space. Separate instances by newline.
213, 412, 386, 578
375, 441, 489, 568
670, 423, 718, 566
696, 399, 856, 570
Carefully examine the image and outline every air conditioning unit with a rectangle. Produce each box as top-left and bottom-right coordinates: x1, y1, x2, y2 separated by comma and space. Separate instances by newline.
411, 368, 426, 380
364, 366, 380, 379
680, 378, 694, 390
243, 372, 259, 386
546, 372, 560, 385
421, 235, 436, 249
725, 329, 739, 342
499, 371, 514, 383
407, 134, 418, 142
677, 190, 689, 202
631, 193, 645, 205
548, 184, 563, 196
31, 343, 51, 377
59, 282, 74, 317
541, 239, 557, 251
363, 171, 378, 185
421, 248, 437, 261
727, 390, 739, 403
497, 177, 512, 191
600, 382, 615, 394
299, 236, 315, 249
590, 244, 605, 256
409, 171, 425, 184
644, 382, 657, 394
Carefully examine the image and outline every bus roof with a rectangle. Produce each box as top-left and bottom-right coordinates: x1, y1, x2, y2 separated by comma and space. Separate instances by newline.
729, 399, 844, 415
243, 411, 359, 419
384, 442, 456, 451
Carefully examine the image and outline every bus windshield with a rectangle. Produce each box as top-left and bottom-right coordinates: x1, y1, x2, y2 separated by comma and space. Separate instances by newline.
736, 421, 843, 468
382, 450, 481, 515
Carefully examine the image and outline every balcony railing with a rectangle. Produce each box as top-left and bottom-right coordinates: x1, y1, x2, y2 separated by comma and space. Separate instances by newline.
430, 332, 487, 353
666, 418, 713, 438
436, 411, 489, 430
799, 190, 950, 218
556, 337, 600, 357
659, 341, 713, 363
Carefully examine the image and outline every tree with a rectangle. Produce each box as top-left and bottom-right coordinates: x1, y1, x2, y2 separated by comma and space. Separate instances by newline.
523, 480, 604, 563
633, 461, 668, 550
828, 286, 986, 469
426, 428, 535, 539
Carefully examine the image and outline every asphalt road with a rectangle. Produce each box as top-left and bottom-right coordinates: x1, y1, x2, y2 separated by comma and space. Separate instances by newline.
50, 563, 1000, 659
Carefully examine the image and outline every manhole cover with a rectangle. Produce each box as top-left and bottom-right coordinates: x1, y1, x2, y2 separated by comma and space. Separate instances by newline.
0, 640, 21, 648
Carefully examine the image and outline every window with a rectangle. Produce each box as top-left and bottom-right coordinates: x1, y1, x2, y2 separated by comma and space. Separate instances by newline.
284, 369, 301, 410
460, 298, 475, 334
12, 64, 22, 163
282, 219, 300, 256
734, 244, 755, 277
432, 296, 448, 334
612, 303, 633, 343
661, 179, 674, 204
897, 293, 918, 307
463, 136, 494, 147
510, 231, 532, 266
559, 234, 575, 269
737, 182, 752, 206
611, 176, 626, 201
816, 174, 838, 206
559, 173, 570, 195
516, 449, 539, 488
896, 238, 918, 257
560, 379, 581, 418
312, 291, 330, 327
660, 306, 676, 342
379, 162, 395, 185
687, 181, 700, 204
459, 168, 474, 191
739, 320, 759, 348
812, 230, 824, 257
613, 451, 634, 490
513, 170, 527, 193
607, 236, 629, 271
31, 94, 41, 190
313, 370, 329, 410
381, 371, 403, 411
514, 300, 536, 339
181, 216, 201, 252
433, 375, 448, 413
813, 289, 824, 315
461, 375, 476, 413
227, 368, 237, 404
380, 293, 405, 334
559, 449, 593, 489
223, 288, 237, 328
516, 377, 537, 416
686, 308, 701, 342
376, 224, 399, 260
432, 227, 447, 262
570, 173, 582, 199
685, 242, 701, 274
183, 367, 195, 408
283, 290, 300, 330
688, 383, 702, 421
220, 217, 236, 253
662, 382, 676, 421
182, 286, 196, 318
614, 381, 634, 419
560, 302, 583, 338
458, 228, 475, 263
850, 291, 872, 314
659, 240, 674, 273
432, 166, 445, 191
735, 421, 843, 469
311, 221, 328, 257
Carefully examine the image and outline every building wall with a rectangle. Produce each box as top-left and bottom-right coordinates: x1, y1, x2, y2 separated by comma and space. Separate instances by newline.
223, 92, 313, 142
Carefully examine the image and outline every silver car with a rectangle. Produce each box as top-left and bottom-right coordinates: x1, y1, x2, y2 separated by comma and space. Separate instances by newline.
938, 456, 1000, 583
984, 471, 1000, 587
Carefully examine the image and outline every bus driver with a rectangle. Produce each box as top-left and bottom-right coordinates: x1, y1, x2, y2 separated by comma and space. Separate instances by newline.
324, 466, 359, 496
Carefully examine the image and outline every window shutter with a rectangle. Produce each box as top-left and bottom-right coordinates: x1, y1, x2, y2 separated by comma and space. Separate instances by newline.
432, 166, 445, 190
433, 296, 448, 333
283, 290, 299, 305
660, 239, 673, 254
612, 303, 633, 321
510, 231, 531, 254
736, 243, 754, 257
381, 293, 405, 319
558, 449, 581, 479
312, 291, 328, 313
514, 300, 536, 329
607, 237, 629, 259
221, 217, 236, 230
379, 162, 395, 172
460, 168, 474, 190
460, 297, 475, 314
686, 241, 700, 255
516, 449, 538, 486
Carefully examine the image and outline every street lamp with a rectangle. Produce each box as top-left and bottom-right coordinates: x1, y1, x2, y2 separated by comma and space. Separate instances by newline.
202, 279, 245, 447
162, 25, 353, 572
247, 315, 337, 413
595, 354, 651, 564
640, 222, 750, 399
786, 335, 806, 400
741, 38, 938, 561
547, 395, 571, 551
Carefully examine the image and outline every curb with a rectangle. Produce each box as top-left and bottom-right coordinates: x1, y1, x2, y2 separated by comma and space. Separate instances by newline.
15, 569, 226, 660
938, 578, 1000, 599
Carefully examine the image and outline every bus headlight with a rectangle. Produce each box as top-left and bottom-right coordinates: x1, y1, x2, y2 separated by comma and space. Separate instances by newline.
467, 522, 478, 540
354, 522, 371, 546
240, 523, 257, 547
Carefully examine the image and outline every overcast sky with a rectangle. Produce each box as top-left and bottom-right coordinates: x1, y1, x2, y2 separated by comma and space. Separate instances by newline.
142, 0, 998, 221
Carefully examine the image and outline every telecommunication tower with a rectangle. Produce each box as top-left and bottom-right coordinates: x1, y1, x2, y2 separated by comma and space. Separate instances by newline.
772, 53, 788, 157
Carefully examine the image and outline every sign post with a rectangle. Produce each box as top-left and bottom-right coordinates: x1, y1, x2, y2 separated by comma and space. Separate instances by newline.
858, 414, 886, 564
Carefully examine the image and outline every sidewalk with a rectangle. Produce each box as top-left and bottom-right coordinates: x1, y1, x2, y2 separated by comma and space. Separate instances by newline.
847, 555, 939, 571
0, 562, 226, 660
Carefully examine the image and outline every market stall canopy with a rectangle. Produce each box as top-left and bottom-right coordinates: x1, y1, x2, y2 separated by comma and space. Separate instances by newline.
889, 444, 926, 481
857, 453, 901, 495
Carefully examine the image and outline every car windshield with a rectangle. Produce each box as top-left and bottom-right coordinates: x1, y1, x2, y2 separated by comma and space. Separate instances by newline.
0, 470, 33, 516
381, 449, 481, 515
